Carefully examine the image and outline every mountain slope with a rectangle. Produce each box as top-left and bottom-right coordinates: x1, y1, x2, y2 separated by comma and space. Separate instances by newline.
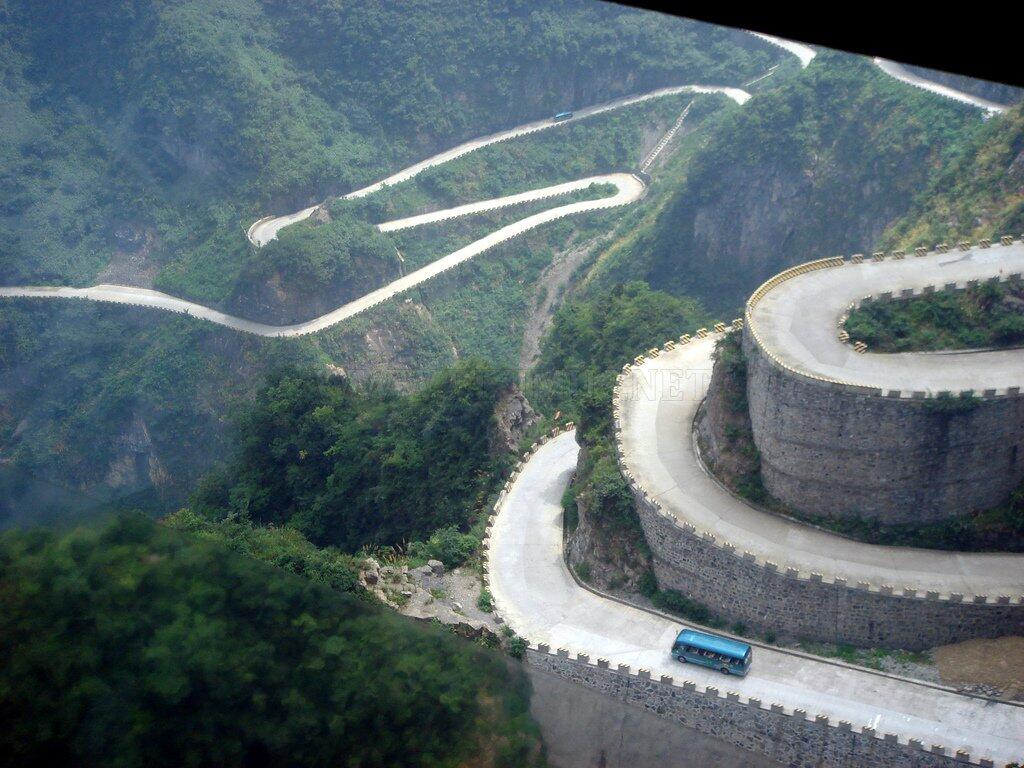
881, 102, 1024, 247
585, 51, 983, 312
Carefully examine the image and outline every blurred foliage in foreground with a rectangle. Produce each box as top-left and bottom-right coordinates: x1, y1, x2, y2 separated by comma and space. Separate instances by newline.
0, 514, 546, 767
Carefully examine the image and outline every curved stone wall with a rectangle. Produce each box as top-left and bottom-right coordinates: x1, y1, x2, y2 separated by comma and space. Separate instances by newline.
629, 486, 1024, 650
613, 329, 1024, 651
743, 324, 1024, 525
526, 648, 995, 768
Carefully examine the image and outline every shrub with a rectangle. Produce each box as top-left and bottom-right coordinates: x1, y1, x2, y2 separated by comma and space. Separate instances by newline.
408, 525, 478, 568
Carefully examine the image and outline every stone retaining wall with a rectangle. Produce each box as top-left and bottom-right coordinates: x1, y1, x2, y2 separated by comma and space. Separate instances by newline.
631, 487, 1024, 649
525, 647, 995, 768
741, 240, 1024, 523
614, 323, 1024, 650
744, 320, 1024, 526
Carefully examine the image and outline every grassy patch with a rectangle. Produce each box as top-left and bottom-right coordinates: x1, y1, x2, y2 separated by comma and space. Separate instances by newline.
845, 280, 1024, 352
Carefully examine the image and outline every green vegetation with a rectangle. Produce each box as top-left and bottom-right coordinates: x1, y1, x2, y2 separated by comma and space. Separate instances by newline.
0, 0, 780, 521
0, 514, 546, 767
409, 526, 481, 570
702, 332, 766, 505
882, 102, 1024, 248
232, 211, 399, 324
163, 508, 365, 595
478, 589, 495, 613
527, 282, 710, 588
798, 642, 932, 672
389, 183, 618, 273
638, 572, 724, 628
793, 488, 1024, 552
0, 0, 776, 298
0, 302, 323, 528
335, 93, 703, 224
845, 281, 1024, 352
587, 51, 982, 311
527, 281, 710, 422
191, 359, 515, 553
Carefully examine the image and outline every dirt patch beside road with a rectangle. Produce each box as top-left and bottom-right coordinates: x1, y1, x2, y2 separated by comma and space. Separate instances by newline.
934, 636, 1024, 700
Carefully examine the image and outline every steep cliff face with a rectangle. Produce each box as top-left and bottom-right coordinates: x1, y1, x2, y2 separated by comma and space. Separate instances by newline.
693, 334, 760, 498
592, 51, 982, 312
565, 445, 652, 591
490, 387, 540, 455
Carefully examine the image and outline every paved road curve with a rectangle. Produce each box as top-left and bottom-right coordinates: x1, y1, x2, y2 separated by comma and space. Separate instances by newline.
748, 242, 1024, 395
488, 430, 1024, 766
0, 174, 645, 337
619, 332, 1024, 597
747, 29, 1011, 114
873, 58, 1010, 114
747, 32, 816, 69
245, 85, 750, 247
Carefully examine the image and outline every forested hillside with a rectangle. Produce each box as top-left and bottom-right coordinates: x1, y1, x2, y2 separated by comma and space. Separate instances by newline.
586, 51, 983, 312
0, 0, 776, 297
0, 1, 783, 520
0, 515, 546, 767
191, 359, 522, 551
2, 4, 1005, 531
881, 102, 1024, 247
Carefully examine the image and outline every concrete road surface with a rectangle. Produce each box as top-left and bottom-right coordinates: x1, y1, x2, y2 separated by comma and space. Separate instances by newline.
488, 431, 1024, 765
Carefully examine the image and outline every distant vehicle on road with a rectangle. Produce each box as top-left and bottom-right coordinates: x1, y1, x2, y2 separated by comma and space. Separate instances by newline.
671, 629, 751, 676
552, 111, 574, 121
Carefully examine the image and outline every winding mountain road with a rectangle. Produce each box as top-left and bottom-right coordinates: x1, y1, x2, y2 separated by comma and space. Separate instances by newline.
873, 58, 1011, 114
488, 430, 1024, 766
747, 243, 1024, 395
1, 174, 645, 337
2, 25, 1021, 762
1, 86, 750, 335
1, 32, 1005, 332
747, 30, 1011, 113
246, 85, 750, 247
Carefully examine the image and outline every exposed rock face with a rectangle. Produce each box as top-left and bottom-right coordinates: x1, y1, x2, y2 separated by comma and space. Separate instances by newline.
227, 254, 395, 326
565, 446, 651, 592
647, 161, 903, 311
694, 340, 759, 488
491, 387, 539, 454
309, 205, 331, 226
105, 413, 169, 490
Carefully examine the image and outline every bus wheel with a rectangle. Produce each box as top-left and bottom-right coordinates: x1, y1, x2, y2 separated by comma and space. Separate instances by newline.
720, 667, 730, 675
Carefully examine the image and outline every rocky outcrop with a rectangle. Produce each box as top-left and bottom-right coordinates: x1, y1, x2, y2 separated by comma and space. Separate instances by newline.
693, 337, 759, 489
105, 412, 169, 490
565, 446, 651, 592
491, 387, 539, 454
628, 54, 975, 311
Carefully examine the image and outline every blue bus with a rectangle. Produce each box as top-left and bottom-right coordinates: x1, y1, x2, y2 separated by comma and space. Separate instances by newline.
552, 111, 573, 121
671, 629, 752, 676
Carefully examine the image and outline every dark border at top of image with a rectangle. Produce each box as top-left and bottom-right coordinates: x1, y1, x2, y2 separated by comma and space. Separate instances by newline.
615, 2, 1023, 90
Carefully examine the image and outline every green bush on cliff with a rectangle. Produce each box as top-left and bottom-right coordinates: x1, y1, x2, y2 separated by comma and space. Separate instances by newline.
190, 358, 515, 552
845, 280, 1024, 352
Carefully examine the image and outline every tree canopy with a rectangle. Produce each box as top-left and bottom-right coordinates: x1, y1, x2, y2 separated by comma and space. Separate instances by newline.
0, 514, 545, 767
192, 358, 515, 551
